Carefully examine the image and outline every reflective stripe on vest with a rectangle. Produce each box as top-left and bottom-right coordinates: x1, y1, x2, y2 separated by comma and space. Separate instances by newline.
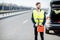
33, 10, 44, 24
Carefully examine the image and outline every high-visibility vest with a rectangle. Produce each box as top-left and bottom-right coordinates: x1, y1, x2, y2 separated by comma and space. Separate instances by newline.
33, 10, 44, 25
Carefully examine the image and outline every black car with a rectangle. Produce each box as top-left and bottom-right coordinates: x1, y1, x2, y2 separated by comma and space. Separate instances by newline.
45, 0, 60, 34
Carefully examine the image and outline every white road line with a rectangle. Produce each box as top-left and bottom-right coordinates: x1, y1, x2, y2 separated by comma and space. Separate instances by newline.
23, 19, 28, 24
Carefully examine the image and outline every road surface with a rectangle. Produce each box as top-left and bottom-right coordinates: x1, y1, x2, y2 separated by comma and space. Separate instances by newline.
44, 33, 60, 40
0, 11, 60, 40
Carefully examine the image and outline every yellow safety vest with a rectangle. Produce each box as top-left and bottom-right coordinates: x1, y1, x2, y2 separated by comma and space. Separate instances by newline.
33, 10, 44, 25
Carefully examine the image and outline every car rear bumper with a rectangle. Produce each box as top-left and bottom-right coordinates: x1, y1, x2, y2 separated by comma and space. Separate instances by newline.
49, 26, 60, 30
47, 24, 60, 30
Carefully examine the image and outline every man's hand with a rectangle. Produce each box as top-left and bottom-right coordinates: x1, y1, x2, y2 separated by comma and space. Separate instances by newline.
35, 23, 38, 27
39, 23, 43, 26
35, 23, 43, 27
41, 24, 43, 26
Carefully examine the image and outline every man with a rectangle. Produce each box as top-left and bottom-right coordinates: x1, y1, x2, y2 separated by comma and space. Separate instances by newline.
31, 2, 46, 40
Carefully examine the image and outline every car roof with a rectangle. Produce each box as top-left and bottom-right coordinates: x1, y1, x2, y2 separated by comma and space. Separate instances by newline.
50, 0, 60, 4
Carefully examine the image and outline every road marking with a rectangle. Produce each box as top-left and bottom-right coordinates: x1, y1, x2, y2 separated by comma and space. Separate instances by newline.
23, 19, 28, 24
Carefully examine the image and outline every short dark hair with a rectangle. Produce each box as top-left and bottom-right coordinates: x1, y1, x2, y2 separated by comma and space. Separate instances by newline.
36, 2, 40, 5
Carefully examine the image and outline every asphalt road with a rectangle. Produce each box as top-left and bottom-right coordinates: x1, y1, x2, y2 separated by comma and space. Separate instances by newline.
44, 32, 60, 40
0, 11, 60, 40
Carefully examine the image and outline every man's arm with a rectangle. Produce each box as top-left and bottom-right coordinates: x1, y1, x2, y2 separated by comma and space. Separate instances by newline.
42, 12, 46, 25
31, 13, 36, 24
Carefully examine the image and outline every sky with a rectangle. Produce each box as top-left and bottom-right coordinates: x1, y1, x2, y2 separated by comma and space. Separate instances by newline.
0, 0, 51, 8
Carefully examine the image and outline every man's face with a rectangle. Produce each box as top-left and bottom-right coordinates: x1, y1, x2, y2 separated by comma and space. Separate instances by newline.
36, 4, 41, 9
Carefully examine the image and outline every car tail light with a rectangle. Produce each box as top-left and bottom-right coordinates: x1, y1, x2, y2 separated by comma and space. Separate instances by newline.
46, 16, 50, 20
46, 16, 51, 24
58, 20, 60, 23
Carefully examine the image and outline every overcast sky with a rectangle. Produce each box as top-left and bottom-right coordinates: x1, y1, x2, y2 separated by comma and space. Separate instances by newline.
0, 0, 51, 8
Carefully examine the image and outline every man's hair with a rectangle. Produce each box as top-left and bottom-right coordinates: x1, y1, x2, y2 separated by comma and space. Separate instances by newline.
36, 2, 40, 5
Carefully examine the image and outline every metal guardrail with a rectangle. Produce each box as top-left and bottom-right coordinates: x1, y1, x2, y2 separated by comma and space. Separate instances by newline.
0, 10, 19, 13
0, 10, 32, 19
